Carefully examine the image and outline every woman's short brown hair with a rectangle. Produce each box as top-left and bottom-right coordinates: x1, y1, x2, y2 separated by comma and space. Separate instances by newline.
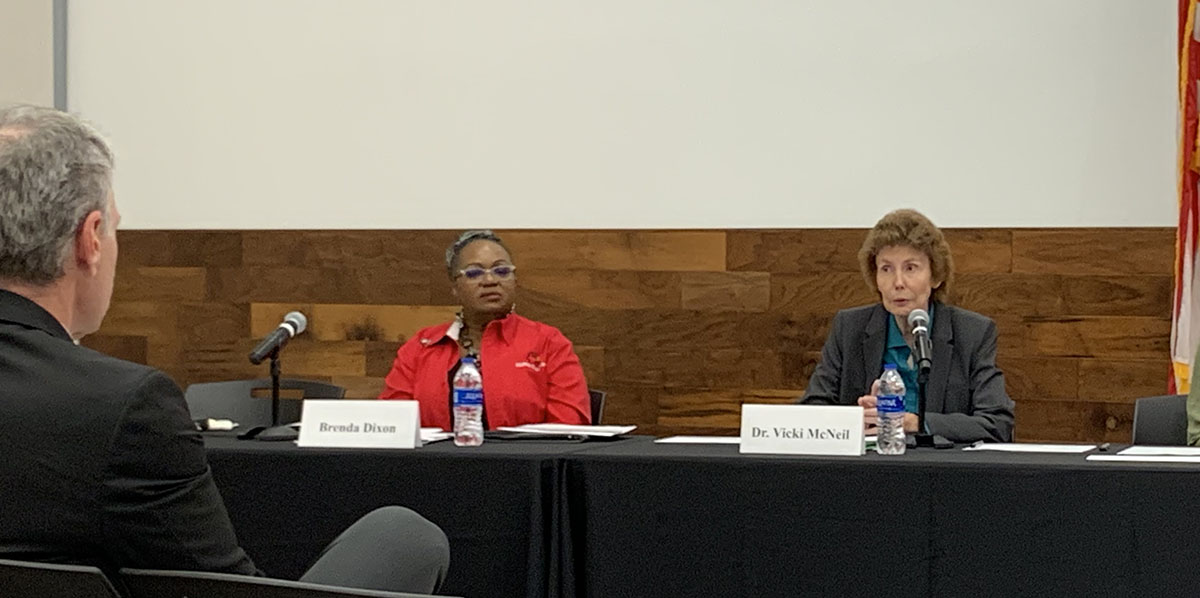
858, 209, 954, 303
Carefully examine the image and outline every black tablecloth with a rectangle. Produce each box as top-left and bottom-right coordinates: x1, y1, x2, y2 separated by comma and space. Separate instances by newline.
564, 440, 1200, 598
206, 436, 1200, 598
205, 436, 598, 598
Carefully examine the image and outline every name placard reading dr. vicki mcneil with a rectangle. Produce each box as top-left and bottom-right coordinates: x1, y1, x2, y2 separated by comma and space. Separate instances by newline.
298, 400, 421, 449
739, 404, 865, 456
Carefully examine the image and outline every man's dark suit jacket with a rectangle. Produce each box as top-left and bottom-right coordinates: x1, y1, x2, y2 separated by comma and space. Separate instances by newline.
0, 289, 257, 576
801, 302, 1015, 443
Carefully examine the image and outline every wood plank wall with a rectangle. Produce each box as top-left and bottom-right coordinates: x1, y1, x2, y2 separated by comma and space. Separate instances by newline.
83, 228, 1175, 442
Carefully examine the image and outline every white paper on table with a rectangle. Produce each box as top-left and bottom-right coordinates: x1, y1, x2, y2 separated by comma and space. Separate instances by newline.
654, 436, 741, 444
1088, 454, 1200, 464
420, 427, 453, 445
962, 443, 1095, 454
654, 435, 875, 446
496, 423, 637, 437
1118, 446, 1200, 456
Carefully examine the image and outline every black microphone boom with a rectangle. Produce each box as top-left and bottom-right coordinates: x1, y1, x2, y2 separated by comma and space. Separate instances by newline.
905, 307, 952, 449
907, 308, 933, 378
248, 311, 308, 365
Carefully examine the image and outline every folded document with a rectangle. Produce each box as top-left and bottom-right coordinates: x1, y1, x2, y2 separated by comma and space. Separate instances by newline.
496, 423, 636, 437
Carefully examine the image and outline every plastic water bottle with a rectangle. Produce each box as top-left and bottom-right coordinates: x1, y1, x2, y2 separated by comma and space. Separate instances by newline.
452, 357, 485, 446
876, 363, 907, 455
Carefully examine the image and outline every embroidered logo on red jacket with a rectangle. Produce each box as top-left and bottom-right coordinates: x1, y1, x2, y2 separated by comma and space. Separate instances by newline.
515, 352, 547, 372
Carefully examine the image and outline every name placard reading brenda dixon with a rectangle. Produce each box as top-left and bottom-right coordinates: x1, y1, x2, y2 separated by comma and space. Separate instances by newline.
739, 404, 865, 456
298, 400, 420, 449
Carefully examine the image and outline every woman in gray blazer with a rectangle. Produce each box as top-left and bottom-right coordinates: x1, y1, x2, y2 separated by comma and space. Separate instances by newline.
800, 209, 1014, 443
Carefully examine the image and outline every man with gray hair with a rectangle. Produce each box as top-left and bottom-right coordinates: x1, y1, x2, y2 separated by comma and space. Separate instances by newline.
0, 105, 449, 594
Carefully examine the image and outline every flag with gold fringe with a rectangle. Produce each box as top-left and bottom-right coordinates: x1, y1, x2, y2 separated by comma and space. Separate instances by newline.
1172, 0, 1200, 392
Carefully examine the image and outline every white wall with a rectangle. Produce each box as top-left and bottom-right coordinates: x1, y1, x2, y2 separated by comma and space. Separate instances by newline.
68, 0, 1177, 230
0, 0, 54, 107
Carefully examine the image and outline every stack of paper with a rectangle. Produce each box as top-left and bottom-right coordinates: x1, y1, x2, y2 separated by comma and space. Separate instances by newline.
963, 443, 1095, 454
496, 423, 637, 437
1087, 446, 1200, 463
654, 436, 740, 444
653, 435, 879, 448
420, 427, 453, 445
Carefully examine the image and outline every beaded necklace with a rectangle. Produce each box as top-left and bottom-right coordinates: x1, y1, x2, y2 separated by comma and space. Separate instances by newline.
455, 312, 481, 362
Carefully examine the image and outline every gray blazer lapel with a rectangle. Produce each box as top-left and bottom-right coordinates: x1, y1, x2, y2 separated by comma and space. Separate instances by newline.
860, 305, 889, 393
926, 303, 954, 413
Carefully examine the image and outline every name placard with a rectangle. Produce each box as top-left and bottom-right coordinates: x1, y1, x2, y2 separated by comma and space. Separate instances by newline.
298, 400, 421, 449
739, 404, 865, 456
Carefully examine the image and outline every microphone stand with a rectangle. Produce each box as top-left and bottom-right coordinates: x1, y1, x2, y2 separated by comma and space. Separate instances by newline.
910, 366, 952, 449
270, 347, 281, 426
239, 348, 299, 441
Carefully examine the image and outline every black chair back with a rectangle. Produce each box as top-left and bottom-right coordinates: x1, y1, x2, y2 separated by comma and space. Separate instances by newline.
588, 388, 607, 425
1131, 394, 1188, 445
0, 558, 121, 598
120, 568, 452, 598
185, 378, 345, 428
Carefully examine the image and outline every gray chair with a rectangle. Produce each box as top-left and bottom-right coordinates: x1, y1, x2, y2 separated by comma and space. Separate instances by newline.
1131, 394, 1188, 445
0, 558, 122, 598
185, 378, 346, 428
119, 569, 455, 598
588, 388, 607, 425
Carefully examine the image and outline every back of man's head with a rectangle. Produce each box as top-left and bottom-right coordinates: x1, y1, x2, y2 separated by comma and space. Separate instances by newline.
0, 105, 114, 286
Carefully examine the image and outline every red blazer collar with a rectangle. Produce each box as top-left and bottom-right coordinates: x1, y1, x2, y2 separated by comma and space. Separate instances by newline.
424, 313, 519, 348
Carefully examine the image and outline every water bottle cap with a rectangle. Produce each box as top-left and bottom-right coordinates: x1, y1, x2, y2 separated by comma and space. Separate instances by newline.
462, 357, 475, 365
883, 363, 897, 370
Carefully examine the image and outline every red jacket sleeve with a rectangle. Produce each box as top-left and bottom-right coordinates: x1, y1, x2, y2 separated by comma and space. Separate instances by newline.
543, 329, 591, 424
378, 337, 422, 400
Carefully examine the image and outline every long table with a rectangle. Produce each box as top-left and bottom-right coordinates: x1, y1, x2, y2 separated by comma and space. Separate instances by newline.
206, 437, 1200, 598
204, 436, 594, 598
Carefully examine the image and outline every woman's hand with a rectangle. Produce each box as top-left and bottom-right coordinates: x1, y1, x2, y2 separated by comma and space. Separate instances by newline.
859, 380, 921, 434
856, 380, 881, 434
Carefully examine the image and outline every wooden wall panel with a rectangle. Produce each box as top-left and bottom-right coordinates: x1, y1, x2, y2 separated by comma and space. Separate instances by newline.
113, 266, 207, 302
207, 267, 436, 305
680, 272, 770, 312
1026, 316, 1170, 359
726, 230, 862, 273
242, 231, 450, 271
1012, 229, 1173, 276
250, 303, 457, 342
118, 231, 242, 267
178, 302, 249, 346
574, 346, 606, 387
657, 389, 798, 430
604, 349, 783, 390
518, 271, 681, 310
954, 274, 1066, 318
771, 273, 877, 315
1077, 360, 1170, 402
1014, 400, 1133, 443
956, 274, 1173, 319
503, 231, 726, 271
999, 357, 1080, 402
91, 227, 1176, 442
941, 230, 1013, 273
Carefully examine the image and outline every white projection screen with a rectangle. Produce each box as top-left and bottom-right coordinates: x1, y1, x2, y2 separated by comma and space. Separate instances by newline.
67, 0, 1176, 230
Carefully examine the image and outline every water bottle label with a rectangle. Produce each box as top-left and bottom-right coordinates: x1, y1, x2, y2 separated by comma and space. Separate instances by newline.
454, 388, 483, 407
877, 394, 905, 413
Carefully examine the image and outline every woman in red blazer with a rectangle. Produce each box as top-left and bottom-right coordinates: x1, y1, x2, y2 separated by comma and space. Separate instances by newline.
379, 230, 591, 430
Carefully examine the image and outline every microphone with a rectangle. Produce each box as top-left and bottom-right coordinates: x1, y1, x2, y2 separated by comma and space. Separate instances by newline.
905, 308, 951, 449
248, 311, 307, 365
907, 308, 933, 376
